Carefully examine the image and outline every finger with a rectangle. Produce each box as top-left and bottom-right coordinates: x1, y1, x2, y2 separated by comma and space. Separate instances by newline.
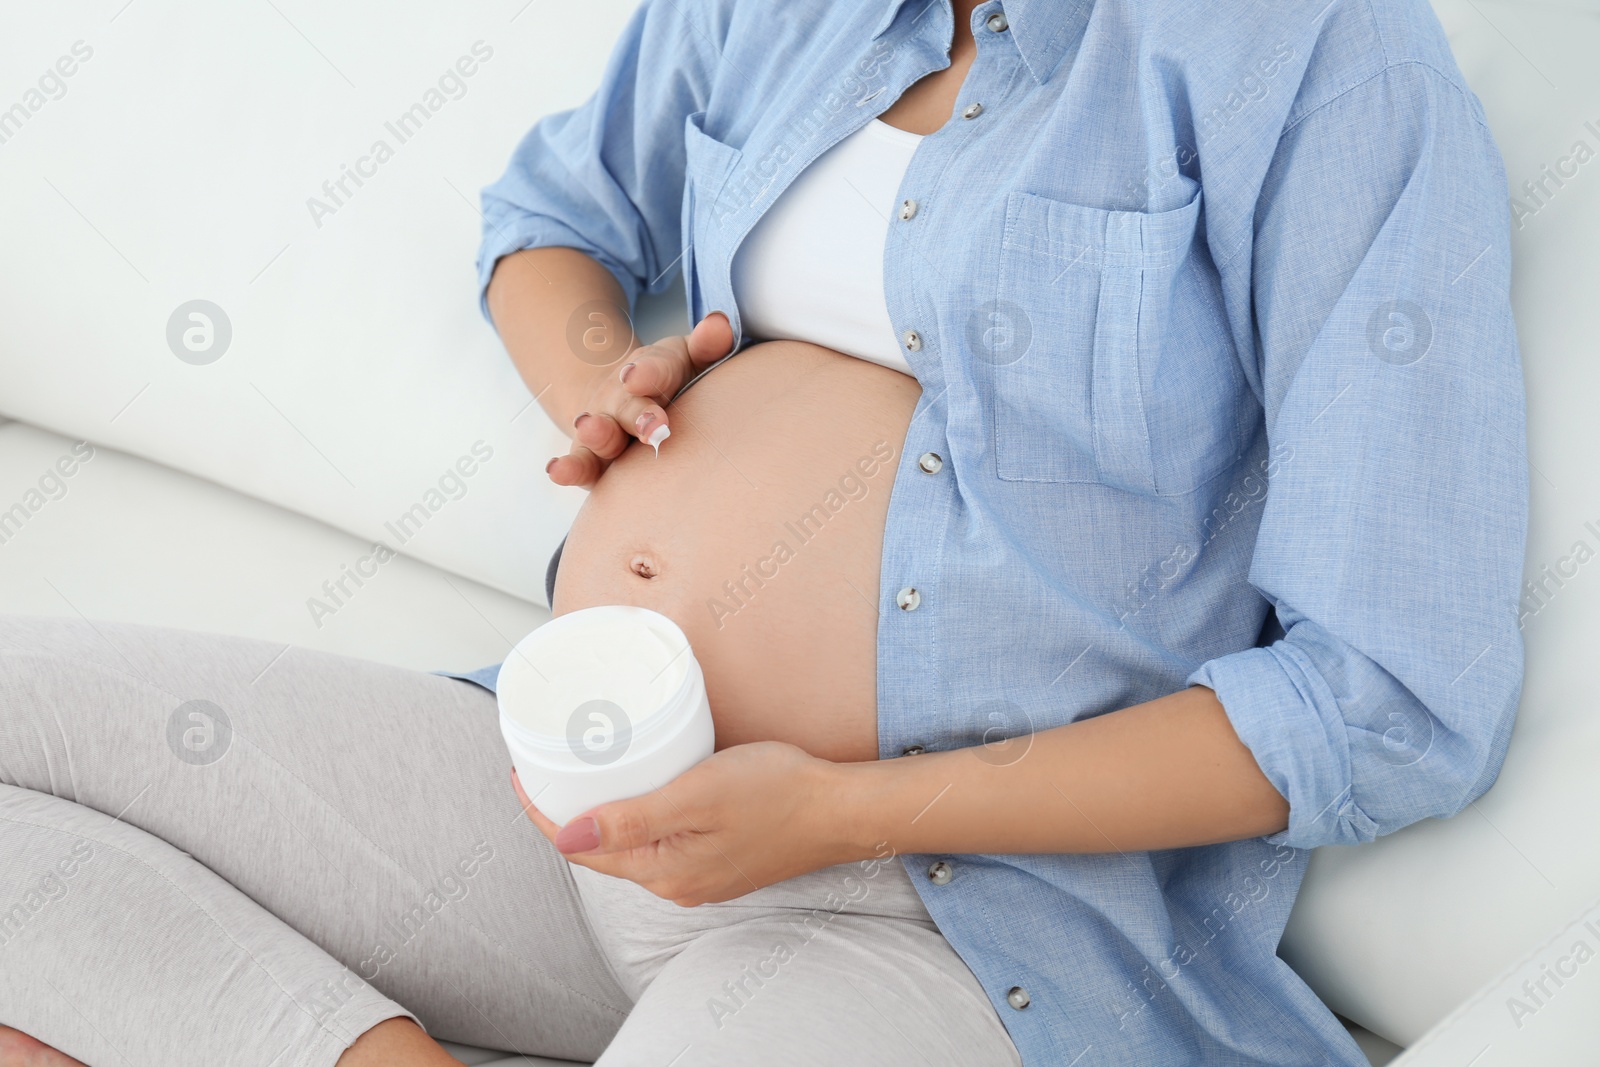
611, 397, 670, 451
683, 310, 736, 373
513, 772, 643, 881
547, 407, 663, 481
612, 365, 676, 450
616, 311, 733, 402
614, 344, 685, 401
571, 409, 630, 461
545, 446, 604, 488
634, 405, 668, 445
557, 787, 697, 857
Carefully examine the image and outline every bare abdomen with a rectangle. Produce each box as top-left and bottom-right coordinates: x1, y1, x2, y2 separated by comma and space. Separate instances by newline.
552, 340, 921, 764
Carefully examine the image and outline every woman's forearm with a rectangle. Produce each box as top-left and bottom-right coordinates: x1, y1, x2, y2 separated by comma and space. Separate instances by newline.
486, 246, 635, 433
831, 685, 1289, 858
521, 684, 1290, 905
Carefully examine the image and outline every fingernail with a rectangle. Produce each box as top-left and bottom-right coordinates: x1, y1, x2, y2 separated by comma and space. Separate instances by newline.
635, 411, 656, 433
545, 458, 558, 474
573, 411, 591, 429
619, 362, 636, 384
556, 816, 600, 854
645, 423, 670, 455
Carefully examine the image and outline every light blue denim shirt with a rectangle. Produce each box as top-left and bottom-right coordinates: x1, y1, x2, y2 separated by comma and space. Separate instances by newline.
471, 1, 1528, 1062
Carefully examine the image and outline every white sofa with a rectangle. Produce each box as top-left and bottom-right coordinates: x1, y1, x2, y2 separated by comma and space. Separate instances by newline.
2, 1, 1596, 1064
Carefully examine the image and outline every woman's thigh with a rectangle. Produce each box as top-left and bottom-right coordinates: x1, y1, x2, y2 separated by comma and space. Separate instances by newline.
0, 615, 630, 1057
573, 857, 1022, 1066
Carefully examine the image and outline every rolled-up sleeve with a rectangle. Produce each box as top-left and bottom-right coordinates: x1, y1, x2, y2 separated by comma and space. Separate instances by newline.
475, 0, 725, 319
1187, 61, 1529, 849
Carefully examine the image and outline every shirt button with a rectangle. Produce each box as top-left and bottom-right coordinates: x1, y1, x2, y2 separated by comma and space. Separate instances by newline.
986, 12, 1009, 32
899, 198, 919, 221
901, 743, 926, 756
895, 586, 921, 611
962, 102, 984, 120
927, 860, 954, 885
1006, 986, 1031, 1010
901, 329, 922, 351
917, 451, 943, 474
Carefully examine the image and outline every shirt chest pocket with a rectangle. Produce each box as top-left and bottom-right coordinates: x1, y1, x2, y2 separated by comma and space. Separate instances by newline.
681, 112, 743, 321
984, 188, 1239, 496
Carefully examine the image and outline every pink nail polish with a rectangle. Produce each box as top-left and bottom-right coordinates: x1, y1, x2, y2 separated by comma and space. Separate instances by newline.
556, 816, 600, 854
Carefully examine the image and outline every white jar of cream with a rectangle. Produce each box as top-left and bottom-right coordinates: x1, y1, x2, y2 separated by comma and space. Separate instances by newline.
496, 605, 715, 826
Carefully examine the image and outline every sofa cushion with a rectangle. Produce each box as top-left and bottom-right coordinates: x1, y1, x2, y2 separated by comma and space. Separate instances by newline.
0, 1, 686, 608
0, 421, 548, 671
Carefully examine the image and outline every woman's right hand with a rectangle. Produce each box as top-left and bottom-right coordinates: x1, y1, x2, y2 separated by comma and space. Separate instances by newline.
547, 310, 735, 487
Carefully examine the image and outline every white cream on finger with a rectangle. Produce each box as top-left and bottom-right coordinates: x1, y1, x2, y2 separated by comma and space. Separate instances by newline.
645, 423, 670, 455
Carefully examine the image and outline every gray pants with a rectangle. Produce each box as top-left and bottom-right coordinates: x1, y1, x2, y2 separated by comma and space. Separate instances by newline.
0, 617, 1019, 1066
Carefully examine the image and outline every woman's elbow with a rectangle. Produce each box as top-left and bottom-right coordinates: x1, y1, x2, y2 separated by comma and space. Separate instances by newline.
1349, 694, 1522, 837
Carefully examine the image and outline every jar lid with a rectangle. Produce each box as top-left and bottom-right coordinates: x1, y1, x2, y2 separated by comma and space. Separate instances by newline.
496, 606, 697, 756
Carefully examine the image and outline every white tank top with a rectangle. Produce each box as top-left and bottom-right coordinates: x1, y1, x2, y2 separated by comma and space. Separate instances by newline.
730, 118, 924, 376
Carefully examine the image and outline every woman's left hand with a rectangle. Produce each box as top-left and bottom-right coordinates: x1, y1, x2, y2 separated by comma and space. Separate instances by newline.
512, 741, 859, 906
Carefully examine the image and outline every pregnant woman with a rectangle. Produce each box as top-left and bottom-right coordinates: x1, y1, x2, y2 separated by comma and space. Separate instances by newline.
1, 1, 1528, 1065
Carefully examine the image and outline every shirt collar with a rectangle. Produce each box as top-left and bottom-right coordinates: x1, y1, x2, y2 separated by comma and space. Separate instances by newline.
870, 0, 1090, 85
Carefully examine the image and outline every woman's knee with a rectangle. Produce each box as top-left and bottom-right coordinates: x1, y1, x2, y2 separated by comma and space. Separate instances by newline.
0, 638, 182, 799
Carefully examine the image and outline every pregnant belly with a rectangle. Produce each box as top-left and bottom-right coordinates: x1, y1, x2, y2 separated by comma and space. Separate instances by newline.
553, 340, 922, 764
